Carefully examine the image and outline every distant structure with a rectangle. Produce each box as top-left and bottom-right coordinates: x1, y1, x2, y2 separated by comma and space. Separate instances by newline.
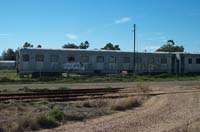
0, 61, 16, 70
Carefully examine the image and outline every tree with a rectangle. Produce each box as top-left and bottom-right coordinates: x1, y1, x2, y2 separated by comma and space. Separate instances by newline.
62, 43, 79, 49
62, 41, 90, 49
37, 45, 42, 48
156, 40, 184, 52
79, 41, 89, 49
2, 48, 16, 60
23, 42, 33, 48
101, 43, 120, 50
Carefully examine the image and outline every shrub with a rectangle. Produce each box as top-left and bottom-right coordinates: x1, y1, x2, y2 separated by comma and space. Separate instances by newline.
112, 97, 142, 111
48, 108, 65, 121
36, 115, 59, 129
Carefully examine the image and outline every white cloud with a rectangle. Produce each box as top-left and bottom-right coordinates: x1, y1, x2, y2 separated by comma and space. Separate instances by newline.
65, 33, 78, 40
115, 17, 131, 24
0, 34, 9, 37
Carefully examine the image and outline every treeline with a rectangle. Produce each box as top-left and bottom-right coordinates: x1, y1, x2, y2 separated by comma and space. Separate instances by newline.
1, 40, 184, 61
1, 41, 120, 60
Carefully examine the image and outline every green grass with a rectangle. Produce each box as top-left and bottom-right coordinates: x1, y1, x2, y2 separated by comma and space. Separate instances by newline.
1, 70, 200, 84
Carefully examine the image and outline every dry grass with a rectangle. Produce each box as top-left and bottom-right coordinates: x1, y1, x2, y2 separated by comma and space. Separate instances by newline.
83, 99, 108, 108
137, 83, 151, 93
0, 94, 148, 131
112, 96, 143, 111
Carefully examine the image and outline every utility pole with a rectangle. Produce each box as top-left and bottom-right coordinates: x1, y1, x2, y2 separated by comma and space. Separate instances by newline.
133, 24, 136, 75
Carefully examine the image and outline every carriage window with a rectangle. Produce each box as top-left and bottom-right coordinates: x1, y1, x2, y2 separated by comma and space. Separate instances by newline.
148, 58, 155, 64
123, 57, 130, 63
80, 55, 89, 63
96, 56, 104, 63
68, 56, 75, 62
161, 58, 167, 64
36, 55, 44, 62
188, 58, 192, 64
50, 55, 59, 62
23, 55, 29, 62
109, 56, 116, 63
196, 58, 200, 64
135, 57, 142, 63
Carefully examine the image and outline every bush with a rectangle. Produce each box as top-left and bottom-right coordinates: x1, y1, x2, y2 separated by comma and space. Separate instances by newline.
48, 108, 65, 121
36, 115, 59, 129
112, 97, 142, 111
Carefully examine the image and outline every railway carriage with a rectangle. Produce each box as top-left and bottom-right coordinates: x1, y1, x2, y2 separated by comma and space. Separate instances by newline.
0, 61, 15, 70
16, 48, 200, 76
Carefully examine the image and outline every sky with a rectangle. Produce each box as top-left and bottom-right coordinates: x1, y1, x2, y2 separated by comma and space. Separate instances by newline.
0, 0, 200, 54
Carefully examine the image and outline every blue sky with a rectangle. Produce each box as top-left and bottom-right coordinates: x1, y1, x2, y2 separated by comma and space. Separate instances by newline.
0, 0, 200, 53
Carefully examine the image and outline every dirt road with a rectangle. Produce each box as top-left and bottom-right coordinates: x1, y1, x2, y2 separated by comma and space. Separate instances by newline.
40, 82, 200, 132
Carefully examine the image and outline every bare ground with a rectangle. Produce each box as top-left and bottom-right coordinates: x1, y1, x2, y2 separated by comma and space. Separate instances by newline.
1, 81, 200, 90
40, 82, 200, 132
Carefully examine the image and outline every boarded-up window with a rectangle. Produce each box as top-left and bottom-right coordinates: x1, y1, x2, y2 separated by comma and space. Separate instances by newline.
196, 58, 200, 64
96, 56, 104, 63
50, 55, 59, 62
135, 57, 142, 63
68, 56, 75, 62
36, 55, 44, 62
161, 58, 167, 64
123, 57, 130, 63
80, 55, 89, 63
188, 58, 192, 64
23, 55, 29, 62
148, 58, 155, 64
109, 56, 116, 63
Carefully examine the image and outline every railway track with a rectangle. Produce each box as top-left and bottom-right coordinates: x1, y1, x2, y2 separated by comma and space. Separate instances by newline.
0, 88, 124, 102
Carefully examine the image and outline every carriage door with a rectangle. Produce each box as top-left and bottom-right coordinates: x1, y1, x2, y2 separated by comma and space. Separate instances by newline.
180, 54, 185, 74
175, 54, 180, 75
35, 54, 45, 72
171, 55, 176, 74
22, 54, 30, 71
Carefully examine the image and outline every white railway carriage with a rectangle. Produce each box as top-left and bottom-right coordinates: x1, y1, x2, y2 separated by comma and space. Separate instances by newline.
16, 48, 200, 76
